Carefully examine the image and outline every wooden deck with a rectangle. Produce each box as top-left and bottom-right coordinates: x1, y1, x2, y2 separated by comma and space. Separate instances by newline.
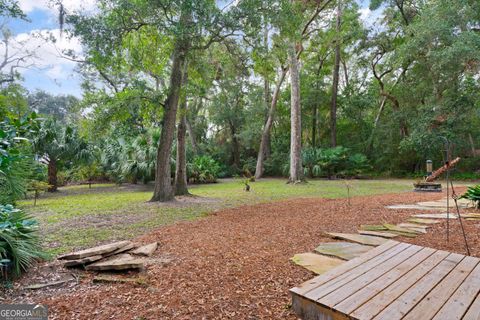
290, 240, 480, 320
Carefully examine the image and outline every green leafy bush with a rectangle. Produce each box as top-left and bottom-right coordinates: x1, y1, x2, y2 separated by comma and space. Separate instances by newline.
460, 185, 480, 209
187, 156, 220, 183
0, 205, 46, 277
301, 146, 370, 179
0, 114, 37, 204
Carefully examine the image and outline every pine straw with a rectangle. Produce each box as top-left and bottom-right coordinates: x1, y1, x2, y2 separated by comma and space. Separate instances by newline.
11, 189, 480, 319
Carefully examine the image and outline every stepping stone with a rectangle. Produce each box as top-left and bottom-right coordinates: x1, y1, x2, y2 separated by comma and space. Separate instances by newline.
291, 253, 344, 275
412, 213, 458, 219
461, 213, 480, 219
314, 242, 372, 260
106, 243, 137, 257
85, 254, 144, 271
397, 223, 428, 234
131, 242, 158, 257
417, 200, 469, 208
383, 224, 422, 235
387, 205, 438, 210
58, 241, 133, 260
407, 218, 442, 225
63, 255, 104, 268
358, 230, 398, 239
325, 233, 388, 246
398, 222, 429, 229
360, 225, 388, 232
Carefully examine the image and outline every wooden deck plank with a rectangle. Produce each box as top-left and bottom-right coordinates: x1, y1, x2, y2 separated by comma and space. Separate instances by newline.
351, 249, 450, 320
304, 243, 411, 301
463, 292, 480, 320
433, 262, 480, 320
290, 240, 398, 296
403, 256, 479, 320
317, 245, 423, 307
372, 253, 464, 320
334, 246, 436, 315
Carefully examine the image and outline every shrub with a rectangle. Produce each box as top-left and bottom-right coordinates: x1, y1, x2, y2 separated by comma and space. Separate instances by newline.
317, 146, 350, 178
346, 153, 371, 176
301, 146, 370, 179
460, 185, 480, 209
0, 205, 46, 277
187, 156, 221, 183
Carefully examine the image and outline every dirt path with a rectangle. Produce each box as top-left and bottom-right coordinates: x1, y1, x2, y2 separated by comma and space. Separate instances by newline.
12, 190, 480, 319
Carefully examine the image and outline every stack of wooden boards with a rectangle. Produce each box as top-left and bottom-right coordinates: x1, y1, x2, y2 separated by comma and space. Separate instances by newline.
58, 241, 158, 271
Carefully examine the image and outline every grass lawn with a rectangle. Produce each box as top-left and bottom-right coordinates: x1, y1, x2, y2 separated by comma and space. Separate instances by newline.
19, 178, 419, 255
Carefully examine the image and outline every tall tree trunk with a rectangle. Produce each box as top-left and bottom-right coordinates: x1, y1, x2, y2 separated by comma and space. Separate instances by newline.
263, 25, 271, 160
47, 158, 58, 192
469, 133, 476, 156
255, 67, 287, 179
366, 96, 387, 153
330, 0, 342, 148
175, 62, 190, 196
312, 102, 318, 148
186, 118, 199, 155
186, 98, 201, 155
151, 11, 190, 202
230, 122, 241, 170
288, 42, 303, 183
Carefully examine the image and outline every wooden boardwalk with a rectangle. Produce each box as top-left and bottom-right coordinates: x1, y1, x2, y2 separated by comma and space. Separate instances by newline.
290, 240, 480, 320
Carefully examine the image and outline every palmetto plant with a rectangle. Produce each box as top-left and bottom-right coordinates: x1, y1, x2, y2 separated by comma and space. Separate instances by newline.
32, 119, 87, 191
460, 185, 480, 209
0, 114, 37, 204
0, 205, 46, 277
101, 128, 161, 184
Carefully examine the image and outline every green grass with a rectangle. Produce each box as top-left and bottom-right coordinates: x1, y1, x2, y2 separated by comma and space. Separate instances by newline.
18, 178, 417, 255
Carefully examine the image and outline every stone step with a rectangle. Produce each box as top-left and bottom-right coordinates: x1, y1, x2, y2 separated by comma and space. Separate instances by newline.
58, 241, 133, 260
85, 254, 144, 271
407, 218, 442, 224
315, 242, 373, 261
357, 230, 398, 239
131, 242, 158, 257
291, 253, 344, 275
325, 233, 388, 246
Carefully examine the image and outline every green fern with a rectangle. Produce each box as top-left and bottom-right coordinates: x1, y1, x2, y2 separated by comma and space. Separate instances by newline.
460, 185, 480, 209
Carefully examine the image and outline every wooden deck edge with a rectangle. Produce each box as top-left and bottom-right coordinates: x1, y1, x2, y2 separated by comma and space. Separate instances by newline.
290, 290, 354, 320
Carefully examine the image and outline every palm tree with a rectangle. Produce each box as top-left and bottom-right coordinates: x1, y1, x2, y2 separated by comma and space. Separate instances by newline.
32, 119, 86, 191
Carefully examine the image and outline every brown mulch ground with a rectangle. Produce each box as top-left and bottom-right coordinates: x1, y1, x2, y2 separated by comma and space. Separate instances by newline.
6, 189, 480, 319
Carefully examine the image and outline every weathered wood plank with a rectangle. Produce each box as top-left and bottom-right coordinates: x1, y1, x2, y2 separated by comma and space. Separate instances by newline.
334, 246, 435, 315
463, 292, 480, 320
318, 245, 423, 307
351, 249, 450, 319
291, 293, 350, 320
372, 253, 464, 320
403, 256, 479, 320
305, 243, 411, 301
433, 262, 480, 320
290, 241, 399, 297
